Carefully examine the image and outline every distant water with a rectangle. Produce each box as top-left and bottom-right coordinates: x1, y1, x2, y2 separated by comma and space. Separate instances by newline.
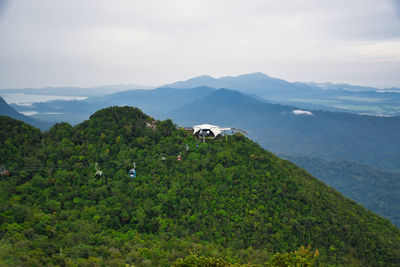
19, 111, 64, 116
0, 93, 87, 106
19, 111, 39, 116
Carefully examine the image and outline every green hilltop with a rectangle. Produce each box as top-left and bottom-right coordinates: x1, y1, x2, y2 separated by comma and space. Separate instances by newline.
1, 106, 400, 266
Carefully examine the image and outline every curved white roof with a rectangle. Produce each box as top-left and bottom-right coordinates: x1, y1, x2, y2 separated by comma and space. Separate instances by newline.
193, 124, 222, 137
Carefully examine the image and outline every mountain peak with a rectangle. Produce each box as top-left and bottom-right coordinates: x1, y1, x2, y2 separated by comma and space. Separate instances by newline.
160, 75, 217, 89
237, 72, 271, 79
187, 75, 216, 81
160, 72, 291, 93
2, 106, 400, 265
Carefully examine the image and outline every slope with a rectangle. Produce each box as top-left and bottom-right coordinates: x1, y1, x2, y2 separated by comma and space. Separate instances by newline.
0, 97, 53, 130
88, 86, 215, 119
1, 107, 400, 266
162, 73, 400, 116
9, 85, 400, 172
169, 89, 400, 171
281, 154, 400, 228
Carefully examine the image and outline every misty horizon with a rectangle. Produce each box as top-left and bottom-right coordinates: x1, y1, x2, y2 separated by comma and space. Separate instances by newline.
1, 0, 400, 89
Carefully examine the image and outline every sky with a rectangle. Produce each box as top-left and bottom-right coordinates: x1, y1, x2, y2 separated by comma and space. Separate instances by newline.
0, 0, 400, 89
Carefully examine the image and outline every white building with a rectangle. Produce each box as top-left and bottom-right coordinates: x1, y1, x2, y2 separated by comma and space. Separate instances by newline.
192, 124, 247, 141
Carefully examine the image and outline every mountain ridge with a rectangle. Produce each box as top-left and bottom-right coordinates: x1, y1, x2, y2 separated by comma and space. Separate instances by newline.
9, 86, 400, 171
162, 72, 400, 116
1, 106, 400, 265
6, 87, 400, 231
169, 88, 400, 171
0, 96, 52, 130
280, 153, 400, 228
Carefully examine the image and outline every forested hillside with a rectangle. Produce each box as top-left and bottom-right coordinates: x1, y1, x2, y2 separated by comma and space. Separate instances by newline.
281, 154, 400, 228
169, 89, 400, 171
0, 96, 52, 130
11, 87, 400, 172
1, 107, 400, 266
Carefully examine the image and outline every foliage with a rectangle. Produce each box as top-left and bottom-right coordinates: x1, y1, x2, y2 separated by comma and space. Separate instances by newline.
169, 89, 400, 171
173, 253, 238, 267
1, 107, 400, 266
173, 247, 319, 267
266, 246, 319, 267
282, 154, 400, 228
11, 87, 400, 171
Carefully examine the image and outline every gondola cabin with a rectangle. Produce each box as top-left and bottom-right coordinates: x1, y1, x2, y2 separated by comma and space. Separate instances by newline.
129, 169, 136, 178
95, 169, 103, 177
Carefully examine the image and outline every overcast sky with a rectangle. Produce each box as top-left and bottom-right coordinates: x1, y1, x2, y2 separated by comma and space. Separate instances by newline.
1, 0, 400, 89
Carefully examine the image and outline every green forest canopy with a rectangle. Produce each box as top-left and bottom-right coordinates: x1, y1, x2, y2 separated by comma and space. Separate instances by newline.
1, 106, 400, 266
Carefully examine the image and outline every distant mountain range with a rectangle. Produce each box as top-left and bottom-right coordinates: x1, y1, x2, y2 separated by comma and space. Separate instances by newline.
163, 72, 400, 116
87, 86, 215, 119
9, 85, 400, 171
0, 97, 52, 130
0, 84, 154, 97
4, 82, 399, 170
9, 87, 215, 124
6, 72, 400, 116
163, 72, 317, 99
3, 74, 400, 229
168, 88, 400, 171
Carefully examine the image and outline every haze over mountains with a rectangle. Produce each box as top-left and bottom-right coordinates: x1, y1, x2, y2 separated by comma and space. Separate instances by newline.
164, 73, 400, 116
2, 0, 400, 264
0, 84, 154, 97
168, 88, 400, 171
2, 72, 400, 228
0, 97, 52, 130
6, 74, 399, 170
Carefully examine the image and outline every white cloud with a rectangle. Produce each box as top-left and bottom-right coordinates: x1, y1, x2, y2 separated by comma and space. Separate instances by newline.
293, 110, 313, 116
349, 40, 400, 63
